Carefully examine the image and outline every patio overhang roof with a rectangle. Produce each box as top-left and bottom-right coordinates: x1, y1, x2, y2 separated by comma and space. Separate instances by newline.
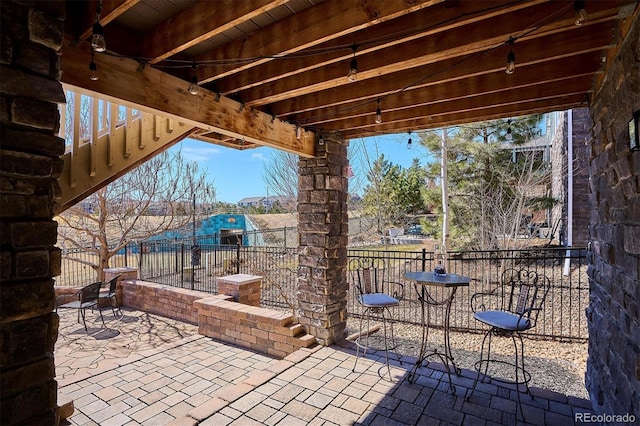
62, 0, 639, 156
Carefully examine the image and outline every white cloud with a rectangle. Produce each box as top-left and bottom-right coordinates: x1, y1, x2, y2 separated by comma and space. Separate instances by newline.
250, 152, 267, 161
180, 146, 222, 162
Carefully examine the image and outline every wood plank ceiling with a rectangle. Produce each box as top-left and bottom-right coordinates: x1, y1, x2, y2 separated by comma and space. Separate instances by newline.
62, 0, 639, 156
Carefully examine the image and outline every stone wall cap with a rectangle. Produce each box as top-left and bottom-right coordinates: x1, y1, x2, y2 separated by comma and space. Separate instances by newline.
218, 274, 262, 284
104, 267, 138, 272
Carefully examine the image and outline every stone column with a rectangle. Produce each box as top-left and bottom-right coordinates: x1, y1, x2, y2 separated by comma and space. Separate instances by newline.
296, 135, 349, 345
0, 1, 65, 424
585, 16, 640, 419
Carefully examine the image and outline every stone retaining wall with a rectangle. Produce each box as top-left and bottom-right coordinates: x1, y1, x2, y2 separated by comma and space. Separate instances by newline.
121, 280, 315, 357
121, 281, 210, 325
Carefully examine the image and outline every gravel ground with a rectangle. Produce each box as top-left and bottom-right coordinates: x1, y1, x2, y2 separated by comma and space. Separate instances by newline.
346, 319, 588, 399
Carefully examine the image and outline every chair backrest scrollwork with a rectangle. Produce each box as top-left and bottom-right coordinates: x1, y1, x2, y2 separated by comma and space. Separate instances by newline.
501, 268, 550, 328
349, 257, 387, 296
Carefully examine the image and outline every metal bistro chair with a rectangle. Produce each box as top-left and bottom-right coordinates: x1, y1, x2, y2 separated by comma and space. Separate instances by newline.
56, 281, 105, 332
467, 268, 551, 422
99, 274, 122, 317
350, 257, 404, 380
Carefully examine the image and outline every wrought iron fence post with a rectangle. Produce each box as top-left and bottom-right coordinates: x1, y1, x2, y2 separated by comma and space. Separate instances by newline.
138, 242, 144, 277
236, 243, 241, 274
181, 244, 185, 287
421, 247, 426, 272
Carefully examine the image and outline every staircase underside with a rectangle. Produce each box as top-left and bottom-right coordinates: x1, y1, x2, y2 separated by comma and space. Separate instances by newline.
56, 87, 202, 213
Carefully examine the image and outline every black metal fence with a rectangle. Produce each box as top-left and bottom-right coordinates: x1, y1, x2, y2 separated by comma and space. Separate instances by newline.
137, 240, 299, 313
58, 245, 137, 287
346, 247, 588, 342
59, 239, 588, 342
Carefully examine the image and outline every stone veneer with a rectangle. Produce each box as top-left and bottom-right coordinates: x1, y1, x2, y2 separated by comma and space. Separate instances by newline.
121, 280, 315, 357
585, 14, 640, 419
296, 135, 349, 345
0, 1, 65, 424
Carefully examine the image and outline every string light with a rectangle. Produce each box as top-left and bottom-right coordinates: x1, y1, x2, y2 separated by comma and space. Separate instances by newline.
91, 1, 106, 52
347, 43, 358, 82
82, 4, 568, 128
407, 132, 412, 149
89, 59, 98, 81
375, 98, 382, 124
505, 37, 515, 75
506, 120, 513, 140
318, 134, 325, 145
574, 1, 587, 26
188, 63, 199, 95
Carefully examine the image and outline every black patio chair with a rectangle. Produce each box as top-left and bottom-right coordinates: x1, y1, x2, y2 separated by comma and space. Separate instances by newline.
467, 268, 551, 422
349, 257, 404, 381
56, 281, 105, 332
99, 274, 122, 317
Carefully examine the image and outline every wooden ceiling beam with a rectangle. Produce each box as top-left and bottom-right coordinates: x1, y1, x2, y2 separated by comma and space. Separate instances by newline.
234, 5, 617, 107
211, 0, 546, 96
259, 20, 615, 118
342, 95, 586, 139
194, 0, 442, 84
325, 78, 592, 132
141, 0, 289, 64
76, 0, 141, 41
60, 36, 315, 157
299, 60, 603, 127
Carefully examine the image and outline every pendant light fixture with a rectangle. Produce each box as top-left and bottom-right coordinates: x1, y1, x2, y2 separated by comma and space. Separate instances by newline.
506, 120, 513, 141
188, 63, 199, 95
505, 37, 515, 75
89, 50, 98, 81
407, 131, 412, 149
91, 1, 106, 53
347, 44, 358, 82
375, 98, 382, 124
574, 1, 587, 26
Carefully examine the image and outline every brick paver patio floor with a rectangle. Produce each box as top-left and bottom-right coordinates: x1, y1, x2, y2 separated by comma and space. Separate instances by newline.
56, 308, 594, 425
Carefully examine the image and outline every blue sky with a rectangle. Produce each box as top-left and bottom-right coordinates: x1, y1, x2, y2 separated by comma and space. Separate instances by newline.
170, 132, 433, 204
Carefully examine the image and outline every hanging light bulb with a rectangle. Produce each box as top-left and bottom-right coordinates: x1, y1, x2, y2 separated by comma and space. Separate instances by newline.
91, 2, 106, 52
574, 1, 587, 26
505, 37, 515, 75
347, 44, 358, 82
188, 64, 199, 95
375, 98, 382, 124
506, 120, 513, 141
407, 132, 412, 149
89, 59, 98, 81
318, 135, 325, 146
89, 50, 98, 81
91, 22, 106, 52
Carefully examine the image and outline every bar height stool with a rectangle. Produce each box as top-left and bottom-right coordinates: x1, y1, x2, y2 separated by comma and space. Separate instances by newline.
350, 257, 404, 381
467, 268, 551, 422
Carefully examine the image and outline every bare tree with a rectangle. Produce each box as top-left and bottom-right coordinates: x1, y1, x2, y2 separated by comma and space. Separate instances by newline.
263, 150, 299, 202
57, 151, 214, 281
